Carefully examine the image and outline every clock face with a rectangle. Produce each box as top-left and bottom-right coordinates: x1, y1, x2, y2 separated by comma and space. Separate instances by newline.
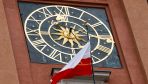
19, 2, 121, 68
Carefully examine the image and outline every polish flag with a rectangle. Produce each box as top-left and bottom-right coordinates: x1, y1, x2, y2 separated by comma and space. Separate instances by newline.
50, 42, 92, 84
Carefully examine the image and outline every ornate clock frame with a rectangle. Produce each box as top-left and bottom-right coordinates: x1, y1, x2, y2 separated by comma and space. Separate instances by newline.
19, 3, 121, 67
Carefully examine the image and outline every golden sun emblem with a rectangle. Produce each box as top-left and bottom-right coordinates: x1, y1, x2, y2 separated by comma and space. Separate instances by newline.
51, 25, 86, 48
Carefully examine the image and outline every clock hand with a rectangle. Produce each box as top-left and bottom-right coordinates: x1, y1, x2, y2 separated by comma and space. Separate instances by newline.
74, 28, 113, 43
68, 27, 87, 41
68, 27, 86, 48
69, 27, 72, 35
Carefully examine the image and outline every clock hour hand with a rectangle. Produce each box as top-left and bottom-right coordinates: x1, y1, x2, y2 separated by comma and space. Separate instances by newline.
69, 27, 72, 34
68, 27, 87, 47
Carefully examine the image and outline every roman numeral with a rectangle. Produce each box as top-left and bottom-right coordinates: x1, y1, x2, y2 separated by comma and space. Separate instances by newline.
40, 31, 49, 35
32, 39, 47, 51
48, 49, 58, 57
78, 11, 85, 19
100, 35, 111, 38
92, 22, 102, 27
70, 49, 76, 59
55, 6, 70, 22
48, 49, 62, 62
37, 8, 53, 18
97, 45, 111, 53
56, 6, 70, 15
92, 55, 101, 63
64, 6, 70, 15
32, 39, 45, 46
26, 28, 49, 36
28, 16, 42, 24
26, 27, 39, 35
71, 49, 76, 54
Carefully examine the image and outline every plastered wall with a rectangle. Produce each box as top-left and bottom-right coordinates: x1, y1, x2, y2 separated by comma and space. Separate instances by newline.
0, 0, 19, 84
122, 0, 148, 83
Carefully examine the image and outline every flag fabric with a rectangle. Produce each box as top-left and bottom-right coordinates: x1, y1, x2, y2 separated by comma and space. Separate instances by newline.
50, 42, 93, 84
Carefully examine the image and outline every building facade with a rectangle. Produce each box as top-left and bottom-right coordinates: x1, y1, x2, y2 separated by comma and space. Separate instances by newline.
0, 0, 148, 84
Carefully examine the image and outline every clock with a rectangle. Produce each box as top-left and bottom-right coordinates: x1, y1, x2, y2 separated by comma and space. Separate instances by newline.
19, 2, 121, 67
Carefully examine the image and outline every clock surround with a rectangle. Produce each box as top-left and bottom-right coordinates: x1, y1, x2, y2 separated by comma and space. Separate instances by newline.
19, 2, 121, 68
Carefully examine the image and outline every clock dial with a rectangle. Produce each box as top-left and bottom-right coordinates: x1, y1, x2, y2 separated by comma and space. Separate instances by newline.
19, 2, 121, 67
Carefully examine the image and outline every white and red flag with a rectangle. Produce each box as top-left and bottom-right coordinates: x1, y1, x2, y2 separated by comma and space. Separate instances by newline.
50, 42, 93, 84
